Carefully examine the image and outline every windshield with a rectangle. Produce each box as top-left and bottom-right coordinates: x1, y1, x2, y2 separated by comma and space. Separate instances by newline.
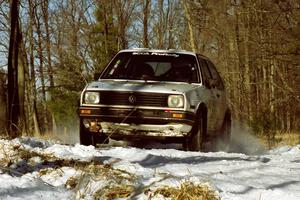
101, 52, 200, 83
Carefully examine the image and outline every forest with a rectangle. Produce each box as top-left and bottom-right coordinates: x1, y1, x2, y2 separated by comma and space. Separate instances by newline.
0, 0, 299, 142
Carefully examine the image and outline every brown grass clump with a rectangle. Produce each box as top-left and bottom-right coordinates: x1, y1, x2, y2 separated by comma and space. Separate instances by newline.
93, 184, 134, 200
74, 163, 136, 199
0, 143, 12, 167
151, 181, 220, 200
65, 176, 79, 189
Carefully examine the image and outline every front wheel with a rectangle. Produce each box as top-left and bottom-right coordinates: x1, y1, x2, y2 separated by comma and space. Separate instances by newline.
79, 120, 109, 146
186, 111, 206, 151
79, 120, 93, 146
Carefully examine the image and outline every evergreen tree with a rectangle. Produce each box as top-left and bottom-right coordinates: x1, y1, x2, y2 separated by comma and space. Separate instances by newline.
90, 1, 119, 72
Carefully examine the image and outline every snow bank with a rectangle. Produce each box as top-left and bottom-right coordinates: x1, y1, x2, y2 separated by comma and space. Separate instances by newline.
0, 138, 300, 200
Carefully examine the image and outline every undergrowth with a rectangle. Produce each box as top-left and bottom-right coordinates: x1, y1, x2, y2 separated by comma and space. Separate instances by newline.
259, 132, 300, 148
149, 181, 220, 200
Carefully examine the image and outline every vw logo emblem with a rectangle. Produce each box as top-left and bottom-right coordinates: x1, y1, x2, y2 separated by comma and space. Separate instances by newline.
128, 95, 136, 104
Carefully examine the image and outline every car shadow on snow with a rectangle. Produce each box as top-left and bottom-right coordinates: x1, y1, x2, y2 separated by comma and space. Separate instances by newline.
229, 180, 300, 195
133, 153, 271, 168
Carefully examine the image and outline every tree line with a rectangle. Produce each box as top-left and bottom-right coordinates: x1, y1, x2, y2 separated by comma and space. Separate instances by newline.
0, 0, 299, 139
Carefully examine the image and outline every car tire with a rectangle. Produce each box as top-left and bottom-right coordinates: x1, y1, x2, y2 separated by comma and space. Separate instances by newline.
79, 120, 93, 146
79, 120, 109, 146
214, 115, 231, 152
187, 110, 206, 151
94, 135, 109, 145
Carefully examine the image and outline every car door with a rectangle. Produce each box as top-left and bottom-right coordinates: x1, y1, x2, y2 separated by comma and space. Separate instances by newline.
197, 56, 219, 132
205, 60, 227, 131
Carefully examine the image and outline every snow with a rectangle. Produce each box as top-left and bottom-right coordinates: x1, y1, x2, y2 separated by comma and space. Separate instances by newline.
0, 137, 300, 200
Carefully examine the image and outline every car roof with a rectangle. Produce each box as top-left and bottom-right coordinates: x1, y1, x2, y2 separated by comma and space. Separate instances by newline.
119, 48, 197, 56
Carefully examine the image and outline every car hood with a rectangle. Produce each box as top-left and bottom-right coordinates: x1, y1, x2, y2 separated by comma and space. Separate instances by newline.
85, 79, 200, 94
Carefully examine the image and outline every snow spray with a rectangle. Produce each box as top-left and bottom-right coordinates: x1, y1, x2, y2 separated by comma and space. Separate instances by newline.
228, 123, 266, 155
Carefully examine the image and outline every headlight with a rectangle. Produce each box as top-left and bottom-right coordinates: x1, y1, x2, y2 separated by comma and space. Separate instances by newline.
168, 95, 184, 108
84, 92, 100, 104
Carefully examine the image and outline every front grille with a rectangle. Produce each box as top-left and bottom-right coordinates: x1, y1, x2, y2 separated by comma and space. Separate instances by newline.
100, 91, 169, 107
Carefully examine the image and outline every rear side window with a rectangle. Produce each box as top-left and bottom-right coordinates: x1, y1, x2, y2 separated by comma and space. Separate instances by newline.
197, 56, 212, 87
205, 60, 225, 90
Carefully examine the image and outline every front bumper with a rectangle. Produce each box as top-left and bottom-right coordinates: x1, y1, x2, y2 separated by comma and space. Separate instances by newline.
79, 107, 195, 138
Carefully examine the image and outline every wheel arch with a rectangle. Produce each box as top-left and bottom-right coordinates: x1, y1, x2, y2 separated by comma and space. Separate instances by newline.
223, 109, 231, 124
192, 102, 208, 137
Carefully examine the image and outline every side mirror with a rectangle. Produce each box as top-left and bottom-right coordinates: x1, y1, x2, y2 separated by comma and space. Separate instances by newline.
94, 72, 101, 81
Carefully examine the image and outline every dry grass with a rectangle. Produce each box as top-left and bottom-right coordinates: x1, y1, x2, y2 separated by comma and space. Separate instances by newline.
0, 141, 136, 199
93, 184, 134, 200
1, 139, 222, 200
70, 161, 136, 199
150, 181, 220, 200
260, 132, 300, 148
274, 132, 300, 146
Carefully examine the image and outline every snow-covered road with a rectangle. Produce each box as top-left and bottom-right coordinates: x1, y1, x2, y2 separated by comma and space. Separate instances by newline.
0, 137, 300, 200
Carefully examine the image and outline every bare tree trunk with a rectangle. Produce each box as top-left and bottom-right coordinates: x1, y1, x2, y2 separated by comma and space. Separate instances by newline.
115, 1, 125, 50
157, 0, 164, 48
18, 33, 27, 134
41, 0, 56, 134
7, 0, 21, 138
26, 0, 40, 136
0, 72, 6, 135
42, 0, 54, 89
183, 1, 196, 52
35, 11, 49, 133
167, 0, 174, 49
28, 0, 41, 137
143, 0, 150, 48
235, 9, 244, 123
243, 10, 251, 122
103, 4, 109, 59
